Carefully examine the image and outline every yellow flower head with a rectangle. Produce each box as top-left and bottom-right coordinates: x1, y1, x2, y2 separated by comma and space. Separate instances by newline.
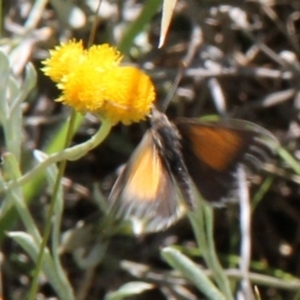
99, 66, 155, 124
57, 63, 106, 112
42, 40, 155, 125
87, 44, 123, 70
42, 40, 85, 82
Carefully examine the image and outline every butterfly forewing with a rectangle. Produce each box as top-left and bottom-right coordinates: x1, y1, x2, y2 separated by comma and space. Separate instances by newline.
175, 119, 276, 203
108, 130, 182, 230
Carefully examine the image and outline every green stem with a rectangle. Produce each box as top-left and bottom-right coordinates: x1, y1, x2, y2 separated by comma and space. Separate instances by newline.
204, 206, 234, 300
189, 202, 234, 300
27, 113, 112, 300
27, 111, 77, 300
3, 153, 41, 243
1, 117, 112, 194
162, 247, 226, 300
277, 147, 300, 176
0, 0, 2, 38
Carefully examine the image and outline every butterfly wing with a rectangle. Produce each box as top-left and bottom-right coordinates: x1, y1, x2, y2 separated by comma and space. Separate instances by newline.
108, 130, 183, 231
175, 119, 277, 203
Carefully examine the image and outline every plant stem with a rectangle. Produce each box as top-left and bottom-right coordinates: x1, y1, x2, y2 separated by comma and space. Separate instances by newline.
27, 113, 112, 299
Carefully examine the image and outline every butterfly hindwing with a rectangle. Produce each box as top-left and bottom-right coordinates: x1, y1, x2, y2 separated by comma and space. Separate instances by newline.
175, 119, 275, 203
108, 130, 182, 230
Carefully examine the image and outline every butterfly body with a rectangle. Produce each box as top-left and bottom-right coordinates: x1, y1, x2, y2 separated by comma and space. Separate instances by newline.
108, 107, 277, 231
150, 109, 196, 210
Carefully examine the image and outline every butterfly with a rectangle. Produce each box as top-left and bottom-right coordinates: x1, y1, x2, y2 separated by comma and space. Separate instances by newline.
107, 106, 277, 231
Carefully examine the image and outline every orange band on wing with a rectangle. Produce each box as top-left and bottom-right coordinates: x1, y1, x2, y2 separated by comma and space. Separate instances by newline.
123, 134, 163, 202
188, 127, 244, 171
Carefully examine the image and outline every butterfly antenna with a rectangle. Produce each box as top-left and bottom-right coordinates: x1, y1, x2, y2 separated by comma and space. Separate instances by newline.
160, 24, 203, 112
88, 0, 103, 47
161, 61, 186, 112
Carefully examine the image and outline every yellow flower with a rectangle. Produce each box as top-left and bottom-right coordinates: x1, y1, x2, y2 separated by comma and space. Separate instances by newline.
57, 63, 106, 112
87, 44, 122, 70
99, 66, 155, 124
42, 40, 155, 125
42, 40, 85, 82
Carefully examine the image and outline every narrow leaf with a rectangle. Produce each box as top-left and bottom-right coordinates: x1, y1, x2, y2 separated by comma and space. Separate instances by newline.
159, 0, 177, 48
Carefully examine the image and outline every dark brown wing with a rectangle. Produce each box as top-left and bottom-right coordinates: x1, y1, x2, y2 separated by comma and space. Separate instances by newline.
175, 119, 277, 203
108, 130, 183, 231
